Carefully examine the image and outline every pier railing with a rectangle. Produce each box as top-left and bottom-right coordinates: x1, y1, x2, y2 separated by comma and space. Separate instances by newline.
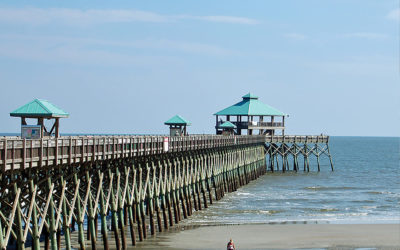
0, 134, 328, 171
217, 121, 284, 128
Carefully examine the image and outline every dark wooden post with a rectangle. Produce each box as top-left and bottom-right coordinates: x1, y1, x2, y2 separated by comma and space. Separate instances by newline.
271, 116, 275, 135
38, 118, 44, 137
55, 118, 60, 138
215, 115, 219, 134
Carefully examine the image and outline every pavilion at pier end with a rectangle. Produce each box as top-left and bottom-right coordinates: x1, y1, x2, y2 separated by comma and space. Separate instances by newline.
214, 93, 286, 136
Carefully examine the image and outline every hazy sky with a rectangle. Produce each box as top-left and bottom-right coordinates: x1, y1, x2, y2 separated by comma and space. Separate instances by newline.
0, 1, 399, 136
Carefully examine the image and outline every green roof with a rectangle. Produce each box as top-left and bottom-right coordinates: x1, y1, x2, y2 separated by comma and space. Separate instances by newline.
214, 93, 285, 116
10, 99, 69, 118
164, 115, 191, 125
220, 121, 236, 129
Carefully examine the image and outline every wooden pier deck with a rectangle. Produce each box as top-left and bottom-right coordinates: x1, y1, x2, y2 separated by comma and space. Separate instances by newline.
0, 135, 328, 171
0, 134, 331, 250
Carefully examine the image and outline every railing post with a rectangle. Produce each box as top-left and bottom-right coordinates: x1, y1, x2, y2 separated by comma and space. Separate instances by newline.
40, 138, 43, 168
3, 139, 7, 173
55, 138, 58, 166
22, 139, 26, 170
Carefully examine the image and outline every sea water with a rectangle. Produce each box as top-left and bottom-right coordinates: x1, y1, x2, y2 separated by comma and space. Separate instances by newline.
182, 136, 400, 225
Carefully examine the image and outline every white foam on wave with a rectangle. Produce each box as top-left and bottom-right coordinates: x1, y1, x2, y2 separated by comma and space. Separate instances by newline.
236, 192, 252, 196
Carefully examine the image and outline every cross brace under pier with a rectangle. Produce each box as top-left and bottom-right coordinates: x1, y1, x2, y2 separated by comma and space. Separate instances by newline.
264, 141, 334, 172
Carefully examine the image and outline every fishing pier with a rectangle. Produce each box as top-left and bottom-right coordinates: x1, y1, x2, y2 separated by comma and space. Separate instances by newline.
0, 94, 333, 250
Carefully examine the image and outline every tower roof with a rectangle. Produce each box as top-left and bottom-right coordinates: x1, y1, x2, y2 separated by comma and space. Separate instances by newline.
10, 99, 69, 118
164, 115, 191, 126
214, 93, 285, 116
242, 93, 259, 99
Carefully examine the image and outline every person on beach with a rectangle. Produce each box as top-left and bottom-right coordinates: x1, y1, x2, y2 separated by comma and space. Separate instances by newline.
227, 238, 236, 250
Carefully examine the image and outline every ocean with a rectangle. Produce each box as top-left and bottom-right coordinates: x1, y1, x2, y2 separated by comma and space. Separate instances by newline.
181, 136, 400, 225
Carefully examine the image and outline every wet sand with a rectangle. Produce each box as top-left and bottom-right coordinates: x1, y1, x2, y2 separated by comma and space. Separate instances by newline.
134, 223, 400, 249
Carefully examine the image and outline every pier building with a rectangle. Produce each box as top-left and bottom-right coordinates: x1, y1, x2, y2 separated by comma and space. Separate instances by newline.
10, 99, 69, 138
164, 115, 191, 136
219, 121, 236, 136
215, 93, 286, 136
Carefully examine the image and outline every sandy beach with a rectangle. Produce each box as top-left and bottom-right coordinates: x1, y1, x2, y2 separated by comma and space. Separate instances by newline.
133, 223, 400, 249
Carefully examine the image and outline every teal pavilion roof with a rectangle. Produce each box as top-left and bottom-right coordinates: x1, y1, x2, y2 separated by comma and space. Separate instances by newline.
219, 121, 236, 129
164, 115, 191, 126
10, 99, 69, 118
214, 93, 285, 116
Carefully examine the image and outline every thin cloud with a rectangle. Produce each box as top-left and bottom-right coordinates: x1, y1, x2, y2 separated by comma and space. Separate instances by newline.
283, 33, 307, 40
0, 33, 234, 66
0, 7, 259, 26
386, 8, 399, 21
306, 56, 396, 77
0, 40, 183, 67
181, 15, 259, 25
342, 32, 388, 39
153, 39, 234, 55
0, 8, 168, 25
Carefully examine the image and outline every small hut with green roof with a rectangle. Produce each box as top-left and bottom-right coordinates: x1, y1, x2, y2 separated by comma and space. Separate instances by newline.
219, 121, 236, 136
214, 93, 286, 135
10, 99, 69, 138
164, 115, 191, 136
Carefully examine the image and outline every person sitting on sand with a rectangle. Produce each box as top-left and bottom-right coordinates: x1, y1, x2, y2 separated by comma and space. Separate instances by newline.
227, 238, 236, 250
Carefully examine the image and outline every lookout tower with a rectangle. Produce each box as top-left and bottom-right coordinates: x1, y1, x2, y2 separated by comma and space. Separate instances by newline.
10, 99, 69, 138
164, 115, 191, 136
214, 93, 286, 135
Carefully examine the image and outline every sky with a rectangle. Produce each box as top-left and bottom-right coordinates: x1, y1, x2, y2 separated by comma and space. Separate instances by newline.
0, 0, 399, 136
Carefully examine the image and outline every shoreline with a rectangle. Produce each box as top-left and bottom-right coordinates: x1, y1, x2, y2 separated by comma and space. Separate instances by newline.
175, 218, 400, 226
133, 223, 400, 249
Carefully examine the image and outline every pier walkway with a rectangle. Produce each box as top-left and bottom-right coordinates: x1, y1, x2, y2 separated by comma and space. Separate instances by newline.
0, 134, 332, 250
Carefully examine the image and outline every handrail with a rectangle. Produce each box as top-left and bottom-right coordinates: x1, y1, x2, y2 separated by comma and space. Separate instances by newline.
216, 121, 284, 128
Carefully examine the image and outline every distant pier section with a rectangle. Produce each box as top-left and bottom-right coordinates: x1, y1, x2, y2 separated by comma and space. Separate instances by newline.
0, 94, 333, 250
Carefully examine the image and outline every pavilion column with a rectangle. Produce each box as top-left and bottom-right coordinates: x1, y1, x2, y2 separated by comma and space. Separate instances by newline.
239, 116, 241, 135
282, 116, 285, 136
236, 116, 239, 135
38, 118, 44, 137
216, 115, 219, 134
250, 116, 253, 135
55, 118, 60, 138
271, 116, 274, 136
